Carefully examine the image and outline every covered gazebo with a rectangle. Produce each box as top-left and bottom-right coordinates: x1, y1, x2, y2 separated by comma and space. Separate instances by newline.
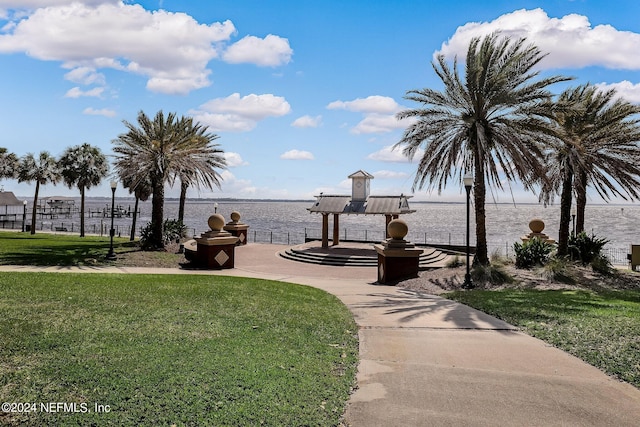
308, 170, 415, 247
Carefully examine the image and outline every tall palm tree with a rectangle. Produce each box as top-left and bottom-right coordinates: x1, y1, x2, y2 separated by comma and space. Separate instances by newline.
0, 147, 18, 180
112, 110, 226, 249
541, 84, 640, 255
58, 143, 109, 237
395, 33, 570, 265
17, 151, 61, 234
174, 116, 225, 224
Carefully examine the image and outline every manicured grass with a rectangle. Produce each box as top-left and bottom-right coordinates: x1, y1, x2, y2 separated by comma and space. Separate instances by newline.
0, 231, 133, 266
446, 288, 640, 388
0, 272, 358, 426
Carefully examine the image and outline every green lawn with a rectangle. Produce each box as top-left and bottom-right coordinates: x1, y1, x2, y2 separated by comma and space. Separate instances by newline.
446, 288, 640, 388
0, 272, 358, 426
0, 231, 133, 266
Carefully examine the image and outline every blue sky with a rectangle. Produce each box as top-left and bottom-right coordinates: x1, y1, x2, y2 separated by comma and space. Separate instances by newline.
1, 0, 640, 203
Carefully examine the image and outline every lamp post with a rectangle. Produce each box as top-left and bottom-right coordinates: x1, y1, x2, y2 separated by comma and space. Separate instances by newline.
462, 173, 474, 289
21, 200, 27, 232
106, 181, 117, 260
571, 208, 576, 237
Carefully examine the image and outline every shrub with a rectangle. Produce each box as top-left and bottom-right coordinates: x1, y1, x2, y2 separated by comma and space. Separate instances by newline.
471, 263, 513, 285
590, 253, 614, 275
568, 232, 609, 265
139, 219, 187, 250
541, 256, 575, 284
446, 255, 464, 268
513, 237, 554, 269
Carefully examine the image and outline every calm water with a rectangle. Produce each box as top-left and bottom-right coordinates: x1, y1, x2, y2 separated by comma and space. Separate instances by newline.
22, 198, 638, 253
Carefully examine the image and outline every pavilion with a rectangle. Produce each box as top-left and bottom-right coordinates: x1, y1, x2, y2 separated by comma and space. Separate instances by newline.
308, 170, 415, 247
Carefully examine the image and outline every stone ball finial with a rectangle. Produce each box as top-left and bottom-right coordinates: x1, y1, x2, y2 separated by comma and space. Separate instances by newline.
208, 213, 225, 231
388, 218, 408, 240
230, 211, 241, 222
529, 218, 545, 234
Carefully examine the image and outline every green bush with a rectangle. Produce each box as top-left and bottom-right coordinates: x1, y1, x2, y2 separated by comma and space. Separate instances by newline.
568, 232, 609, 265
513, 237, 554, 268
139, 219, 187, 249
541, 256, 575, 284
471, 263, 513, 285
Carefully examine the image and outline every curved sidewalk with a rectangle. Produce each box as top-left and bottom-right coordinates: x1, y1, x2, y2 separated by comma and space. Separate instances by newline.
2, 243, 640, 426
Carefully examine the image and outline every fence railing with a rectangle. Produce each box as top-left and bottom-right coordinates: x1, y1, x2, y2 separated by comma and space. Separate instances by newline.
1, 220, 632, 266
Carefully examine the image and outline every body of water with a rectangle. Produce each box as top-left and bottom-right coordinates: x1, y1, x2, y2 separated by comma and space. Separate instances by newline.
6, 198, 638, 260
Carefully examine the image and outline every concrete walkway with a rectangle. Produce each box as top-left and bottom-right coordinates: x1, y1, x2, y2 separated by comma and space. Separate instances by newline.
2, 242, 640, 426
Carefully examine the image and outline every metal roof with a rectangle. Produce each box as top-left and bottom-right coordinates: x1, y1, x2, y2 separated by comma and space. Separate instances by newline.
348, 170, 374, 179
0, 191, 23, 206
308, 194, 415, 215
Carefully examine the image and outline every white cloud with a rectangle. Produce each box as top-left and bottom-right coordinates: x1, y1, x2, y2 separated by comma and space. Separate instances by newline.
291, 115, 321, 128
223, 34, 292, 67
64, 86, 104, 98
82, 107, 116, 117
190, 93, 291, 132
280, 149, 314, 160
367, 145, 422, 163
63, 66, 105, 85
224, 152, 249, 167
372, 170, 410, 179
595, 80, 640, 104
327, 95, 412, 134
327, 95, 399, 114
0, 2, 237, 94
352, 113, 407, 134
437, 8, 640, 70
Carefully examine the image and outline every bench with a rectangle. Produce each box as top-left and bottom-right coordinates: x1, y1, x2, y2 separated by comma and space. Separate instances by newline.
55, 226, 68, 232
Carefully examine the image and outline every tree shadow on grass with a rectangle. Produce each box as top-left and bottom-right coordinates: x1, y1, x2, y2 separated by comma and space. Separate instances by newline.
0, 234, 137, 266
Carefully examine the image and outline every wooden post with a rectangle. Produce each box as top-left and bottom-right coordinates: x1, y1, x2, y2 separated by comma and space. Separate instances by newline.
322, 213, 329, 248
333, 213, 340, 246
385, 214, 392, 238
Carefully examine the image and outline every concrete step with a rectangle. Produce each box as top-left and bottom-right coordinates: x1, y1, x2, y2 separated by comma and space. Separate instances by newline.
279, 245, 455, 269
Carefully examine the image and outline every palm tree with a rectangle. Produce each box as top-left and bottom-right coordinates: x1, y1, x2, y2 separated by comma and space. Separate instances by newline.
112, 110, 226, 249
541, 84, 640, 255
174, 117, 225, 224
395, 33, 570, 265
0, 147, 19, 180
58, 143, 109, 237
17, 151, 61, 234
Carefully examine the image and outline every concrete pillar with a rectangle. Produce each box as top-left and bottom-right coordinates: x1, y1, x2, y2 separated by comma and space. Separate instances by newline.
333, 213, 340, 246
374, 218, 423, 285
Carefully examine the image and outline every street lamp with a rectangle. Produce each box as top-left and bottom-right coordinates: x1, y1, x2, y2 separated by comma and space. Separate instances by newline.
106, 180, 117, 260
571, 207, 576, 236
462, 173, 474, 289
21, 200, 27, 232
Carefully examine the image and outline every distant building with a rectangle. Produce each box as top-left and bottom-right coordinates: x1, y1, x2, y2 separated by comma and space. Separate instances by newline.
308, 170, 415, 247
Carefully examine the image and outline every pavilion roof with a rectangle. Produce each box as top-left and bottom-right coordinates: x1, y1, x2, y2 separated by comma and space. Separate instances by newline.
308, 194, 415, 215
0, 191, 23, 206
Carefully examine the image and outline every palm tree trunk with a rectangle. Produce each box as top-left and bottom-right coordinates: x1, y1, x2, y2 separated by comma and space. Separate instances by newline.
80, 186, 86, 237
30, 182, 40, 235
150, 179, 165, 249
130, 196, 139, 241
575, 170, 587, 234
178, 180, 188, 224
557, 167, 573, 256
473, 161, 489, 266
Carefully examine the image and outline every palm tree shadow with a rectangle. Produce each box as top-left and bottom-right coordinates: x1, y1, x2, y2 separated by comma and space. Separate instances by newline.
354, 288, 515, 331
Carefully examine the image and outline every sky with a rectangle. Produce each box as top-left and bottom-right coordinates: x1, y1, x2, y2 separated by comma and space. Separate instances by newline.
1, 0, 640, 203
